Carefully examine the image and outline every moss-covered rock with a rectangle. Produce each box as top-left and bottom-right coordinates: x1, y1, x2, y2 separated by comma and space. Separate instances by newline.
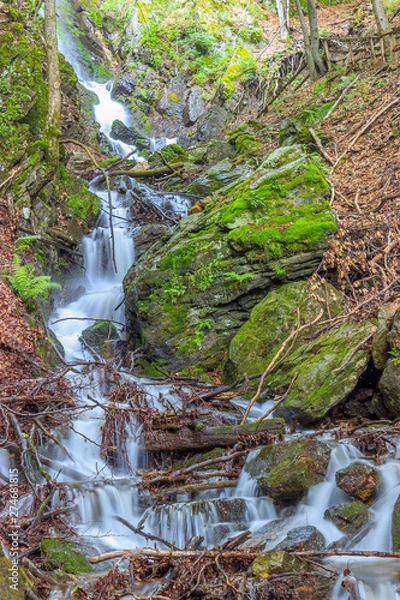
124, 146, 335, 373
392, 494, 400, 551
335, 461, 380, 503
0, 547, 25, 600
378, 362, 400, 418
252, 551, 307, 577
324, 501, 372, 535
80, 320, 118, 358
41, 538, 92, 574
226, 279, 374, 424
245, 439, 331, 503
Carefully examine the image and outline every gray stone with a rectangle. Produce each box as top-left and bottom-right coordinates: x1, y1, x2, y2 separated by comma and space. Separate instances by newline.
183, 86, 205, 126
379, 362, 400, 418
276, 526, 325, 552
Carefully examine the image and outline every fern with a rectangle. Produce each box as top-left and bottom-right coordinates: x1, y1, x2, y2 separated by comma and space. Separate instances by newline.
14, 234, 41, 252
7, 254, 61, 304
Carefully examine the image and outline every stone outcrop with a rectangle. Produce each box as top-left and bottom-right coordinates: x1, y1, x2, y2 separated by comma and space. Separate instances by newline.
324, 501, 372, 535
123, 145, 335, 373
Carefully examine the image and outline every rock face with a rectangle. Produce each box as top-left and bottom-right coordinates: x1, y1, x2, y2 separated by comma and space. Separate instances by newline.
226, 279, 375, 424
324, 501, 372, 534
244, 439, 331, 503
183, 86, 205, 126
335, 461, 380, 502
392, 494, 400, 551
123, 146, 335, 373
379, 363, 400, 417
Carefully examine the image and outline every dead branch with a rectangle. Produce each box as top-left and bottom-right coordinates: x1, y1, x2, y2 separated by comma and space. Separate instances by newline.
331, 97, 399, 172
309, 127, 335, 165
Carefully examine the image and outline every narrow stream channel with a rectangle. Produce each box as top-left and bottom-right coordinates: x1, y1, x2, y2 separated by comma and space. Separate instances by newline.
39, 3, 400, 598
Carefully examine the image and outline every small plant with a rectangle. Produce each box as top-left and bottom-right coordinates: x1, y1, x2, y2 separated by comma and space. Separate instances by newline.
224, 271, 253, 286
6, 254, 61, 306
388, 348, 400, 366
272, 265, 287, 276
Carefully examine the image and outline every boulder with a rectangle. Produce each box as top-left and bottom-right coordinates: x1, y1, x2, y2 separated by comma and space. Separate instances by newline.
372, 302, 400, 370
124, 146, 335, 373
80, 320, 118, 358
226, 279, 375, 424
392, 494, 400, 551
335, 461, 380, 502
252, 551, 306, 577
324, 501, 372, 534
379, 362, 400, 418
245, 439, 331, 503
275, 525, 325, 552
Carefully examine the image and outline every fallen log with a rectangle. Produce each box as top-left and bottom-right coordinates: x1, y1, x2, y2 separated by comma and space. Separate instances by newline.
89, 547, 400, 565
144, 418, 284, 452
152, 479, 237, 499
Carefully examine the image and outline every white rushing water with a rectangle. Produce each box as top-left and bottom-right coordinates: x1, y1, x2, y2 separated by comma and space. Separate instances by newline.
39, 3, 400, 597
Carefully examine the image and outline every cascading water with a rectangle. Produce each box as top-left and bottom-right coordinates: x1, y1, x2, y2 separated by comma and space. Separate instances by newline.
37, 3, 400, 598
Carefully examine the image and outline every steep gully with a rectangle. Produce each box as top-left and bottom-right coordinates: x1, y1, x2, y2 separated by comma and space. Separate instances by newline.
18, 3, 400, 598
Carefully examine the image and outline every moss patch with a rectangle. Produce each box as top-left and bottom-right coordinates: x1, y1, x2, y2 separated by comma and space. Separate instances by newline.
41, 538, 91, 574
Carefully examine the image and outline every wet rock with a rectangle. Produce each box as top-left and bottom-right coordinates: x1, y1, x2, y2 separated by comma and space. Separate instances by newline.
183, 86, 205, 126
335, 461, 380, 502
275, 525, 325, 552
80, 321, 118, 358
252, 551, 307, 577
379, 362, 400, 418
110, 119, 143, 146
211, 523, 248, 545
197, 104, 230, 140
112, 70, 139, 99
245, 439, 331, 504
215, 497, 247, 522
392, 494, 400, 550
134, 224, 170, 259
324, 501, 372, 534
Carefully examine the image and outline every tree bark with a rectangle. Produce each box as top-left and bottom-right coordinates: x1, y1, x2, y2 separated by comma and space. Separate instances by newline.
295, 0, 325, 80
144, 419, 284, 452
371, 0, 391, 35
45, 0, 61, 167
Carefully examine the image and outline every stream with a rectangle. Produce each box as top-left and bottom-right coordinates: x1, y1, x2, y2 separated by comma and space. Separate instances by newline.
27, 2, 400, 598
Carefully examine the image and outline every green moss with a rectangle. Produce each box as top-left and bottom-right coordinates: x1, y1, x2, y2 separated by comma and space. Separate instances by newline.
59, 167, 101, 224
41, 539, 91, 574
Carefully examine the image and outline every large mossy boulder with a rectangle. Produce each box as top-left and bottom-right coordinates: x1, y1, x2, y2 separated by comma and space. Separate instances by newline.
324, 501, 372, 535
226, 280, 375, 424
123, 146, 335, 373
244, 439, 331, 503
335, 461, 380, 503
41, 538, 92, 574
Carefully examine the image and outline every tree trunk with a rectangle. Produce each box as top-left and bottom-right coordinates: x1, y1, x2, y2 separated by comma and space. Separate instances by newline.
307, 0, 326, 75
371, 0, 391, 35
276, 0, 289, 40
44, 0, 61, 167
144, 419, 285, 452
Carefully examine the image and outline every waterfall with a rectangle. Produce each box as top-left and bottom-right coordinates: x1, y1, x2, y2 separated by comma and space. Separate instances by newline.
36, 3, 400, 598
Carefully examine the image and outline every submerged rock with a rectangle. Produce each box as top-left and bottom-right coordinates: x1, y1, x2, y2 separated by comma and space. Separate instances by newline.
324, 501, 372, 534
335, 461, 380, 502
245, 439, 331, 504
124, 146, 335, 373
